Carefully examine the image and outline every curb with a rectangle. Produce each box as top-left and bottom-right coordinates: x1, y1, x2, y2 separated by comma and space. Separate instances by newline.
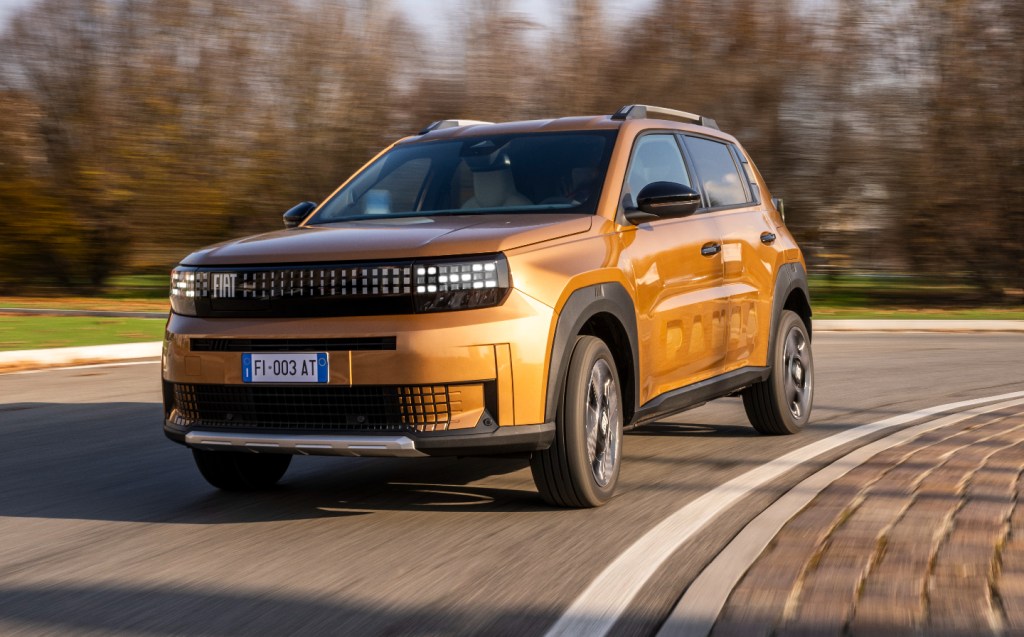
814, 319, 1024, 332
0, 342, 162, 373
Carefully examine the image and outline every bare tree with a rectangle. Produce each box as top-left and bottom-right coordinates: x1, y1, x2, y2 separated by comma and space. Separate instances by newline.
0, 0, 1019, 299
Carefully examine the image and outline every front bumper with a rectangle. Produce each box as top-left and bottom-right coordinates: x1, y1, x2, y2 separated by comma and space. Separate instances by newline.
163, 289, 555, 428
162, 288, 558, 453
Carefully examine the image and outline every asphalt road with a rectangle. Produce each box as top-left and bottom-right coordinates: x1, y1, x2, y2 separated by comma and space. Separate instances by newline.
1, 333, 1022, 636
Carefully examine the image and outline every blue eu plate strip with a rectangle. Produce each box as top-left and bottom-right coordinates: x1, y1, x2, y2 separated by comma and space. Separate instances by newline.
317, 353, 329, 383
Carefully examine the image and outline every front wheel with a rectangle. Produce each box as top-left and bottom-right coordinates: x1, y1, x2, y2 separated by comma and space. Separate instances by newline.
742, 310, 813, 435
192, 449, 292, 491
531, 336, 624, 507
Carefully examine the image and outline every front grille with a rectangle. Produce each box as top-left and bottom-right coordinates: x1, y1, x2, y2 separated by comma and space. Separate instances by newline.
173, 254, 510, 318
170, 383, 452, 432
190, 337, 397, 352
205, 264, 414, 299
195, 263, 417, 318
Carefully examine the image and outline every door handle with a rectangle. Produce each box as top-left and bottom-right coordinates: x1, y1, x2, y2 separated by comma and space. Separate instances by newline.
700, 242, 722, 257
760, 232, 777, 245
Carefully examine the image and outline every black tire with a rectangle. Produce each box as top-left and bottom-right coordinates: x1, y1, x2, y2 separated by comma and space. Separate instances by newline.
743, 309, 813, 435
192, 449, 291, 491
531, 336, 624, 507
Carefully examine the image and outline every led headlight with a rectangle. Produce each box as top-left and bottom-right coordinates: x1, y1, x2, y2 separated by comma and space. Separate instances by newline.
413, 254, 511, 312
169, 266, 198, 316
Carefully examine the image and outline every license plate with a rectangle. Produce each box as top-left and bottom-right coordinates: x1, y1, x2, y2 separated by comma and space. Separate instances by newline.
242, 353, 328, 383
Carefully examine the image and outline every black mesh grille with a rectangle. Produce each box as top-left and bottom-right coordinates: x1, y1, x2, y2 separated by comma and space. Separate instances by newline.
190, 337, 396, 352
170, 383, 463, 433
171, 383, 410, 432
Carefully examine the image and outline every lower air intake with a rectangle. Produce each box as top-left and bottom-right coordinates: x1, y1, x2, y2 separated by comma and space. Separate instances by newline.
171, 383, 453, 433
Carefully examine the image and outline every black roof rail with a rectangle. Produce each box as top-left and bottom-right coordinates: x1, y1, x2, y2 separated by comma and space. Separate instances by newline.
418, 119, 494, 135
611, 104, 719, 131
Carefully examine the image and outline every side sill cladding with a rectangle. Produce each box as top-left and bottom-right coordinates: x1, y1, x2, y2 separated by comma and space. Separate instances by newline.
633, 366, 770, 426
768, 262, 811, 364
544, 282, 639, 424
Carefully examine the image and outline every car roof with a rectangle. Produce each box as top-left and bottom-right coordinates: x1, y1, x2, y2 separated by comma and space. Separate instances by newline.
411, 116, 619, 141
405, 105, 735, 146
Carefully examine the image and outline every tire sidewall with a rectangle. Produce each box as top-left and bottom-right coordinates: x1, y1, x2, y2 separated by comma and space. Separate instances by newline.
561, 337, 623, 505
771, 311, 813, 431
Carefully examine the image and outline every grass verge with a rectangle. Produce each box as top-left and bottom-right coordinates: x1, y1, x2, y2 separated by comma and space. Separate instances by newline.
0, 316, 165, 351
0, 297, 169, 312
812, 307, 1024, 320
808, 274, 1024, 319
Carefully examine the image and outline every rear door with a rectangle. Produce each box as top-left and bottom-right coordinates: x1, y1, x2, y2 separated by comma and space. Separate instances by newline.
680, 135, 777, 370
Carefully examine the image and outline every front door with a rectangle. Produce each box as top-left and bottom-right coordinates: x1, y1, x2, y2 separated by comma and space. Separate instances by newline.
618, 133, 728, 405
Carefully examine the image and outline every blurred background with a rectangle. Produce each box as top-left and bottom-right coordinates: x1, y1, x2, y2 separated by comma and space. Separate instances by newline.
0, 0, 1020, 309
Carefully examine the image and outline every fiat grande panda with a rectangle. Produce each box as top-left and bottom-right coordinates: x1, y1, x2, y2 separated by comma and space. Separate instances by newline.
163, 104, 813, 507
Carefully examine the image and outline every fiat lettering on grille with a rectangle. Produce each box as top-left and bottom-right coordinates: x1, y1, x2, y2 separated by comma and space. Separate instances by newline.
211, 272, 237, 298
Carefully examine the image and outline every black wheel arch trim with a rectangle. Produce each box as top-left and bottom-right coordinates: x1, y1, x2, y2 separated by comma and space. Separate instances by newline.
768, 262, 811, 365
544, 282, 640, 424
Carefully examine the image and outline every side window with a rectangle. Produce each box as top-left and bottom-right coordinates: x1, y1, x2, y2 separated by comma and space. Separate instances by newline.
684, 136, 749, 207
622, 134, 690, 208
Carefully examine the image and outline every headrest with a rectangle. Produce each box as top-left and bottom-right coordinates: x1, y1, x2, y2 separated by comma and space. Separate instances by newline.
465, 149, 512, 173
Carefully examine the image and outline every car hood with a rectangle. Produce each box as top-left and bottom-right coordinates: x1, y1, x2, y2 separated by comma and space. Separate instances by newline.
181, 214, 593, 266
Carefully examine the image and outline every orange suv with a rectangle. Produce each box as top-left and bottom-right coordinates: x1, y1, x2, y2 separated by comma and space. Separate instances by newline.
163, 105, 813, 507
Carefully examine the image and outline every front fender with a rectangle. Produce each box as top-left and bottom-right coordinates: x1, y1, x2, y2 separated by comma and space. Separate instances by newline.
544, 282, 639, 423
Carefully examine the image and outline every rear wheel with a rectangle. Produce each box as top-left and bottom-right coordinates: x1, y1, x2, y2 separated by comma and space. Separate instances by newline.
743, 310, 813, 435
531, 336, 623, 507
192, 449, 291, 491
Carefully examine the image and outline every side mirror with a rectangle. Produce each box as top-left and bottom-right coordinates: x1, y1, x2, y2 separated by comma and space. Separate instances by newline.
625, 182, 702, 224
283, 201, 318, 228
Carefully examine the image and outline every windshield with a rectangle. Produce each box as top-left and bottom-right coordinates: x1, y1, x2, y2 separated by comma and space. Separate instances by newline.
308, 130, 617, 223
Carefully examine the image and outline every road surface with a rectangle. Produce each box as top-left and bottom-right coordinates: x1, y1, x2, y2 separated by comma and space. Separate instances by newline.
1, 333, 1021, 636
